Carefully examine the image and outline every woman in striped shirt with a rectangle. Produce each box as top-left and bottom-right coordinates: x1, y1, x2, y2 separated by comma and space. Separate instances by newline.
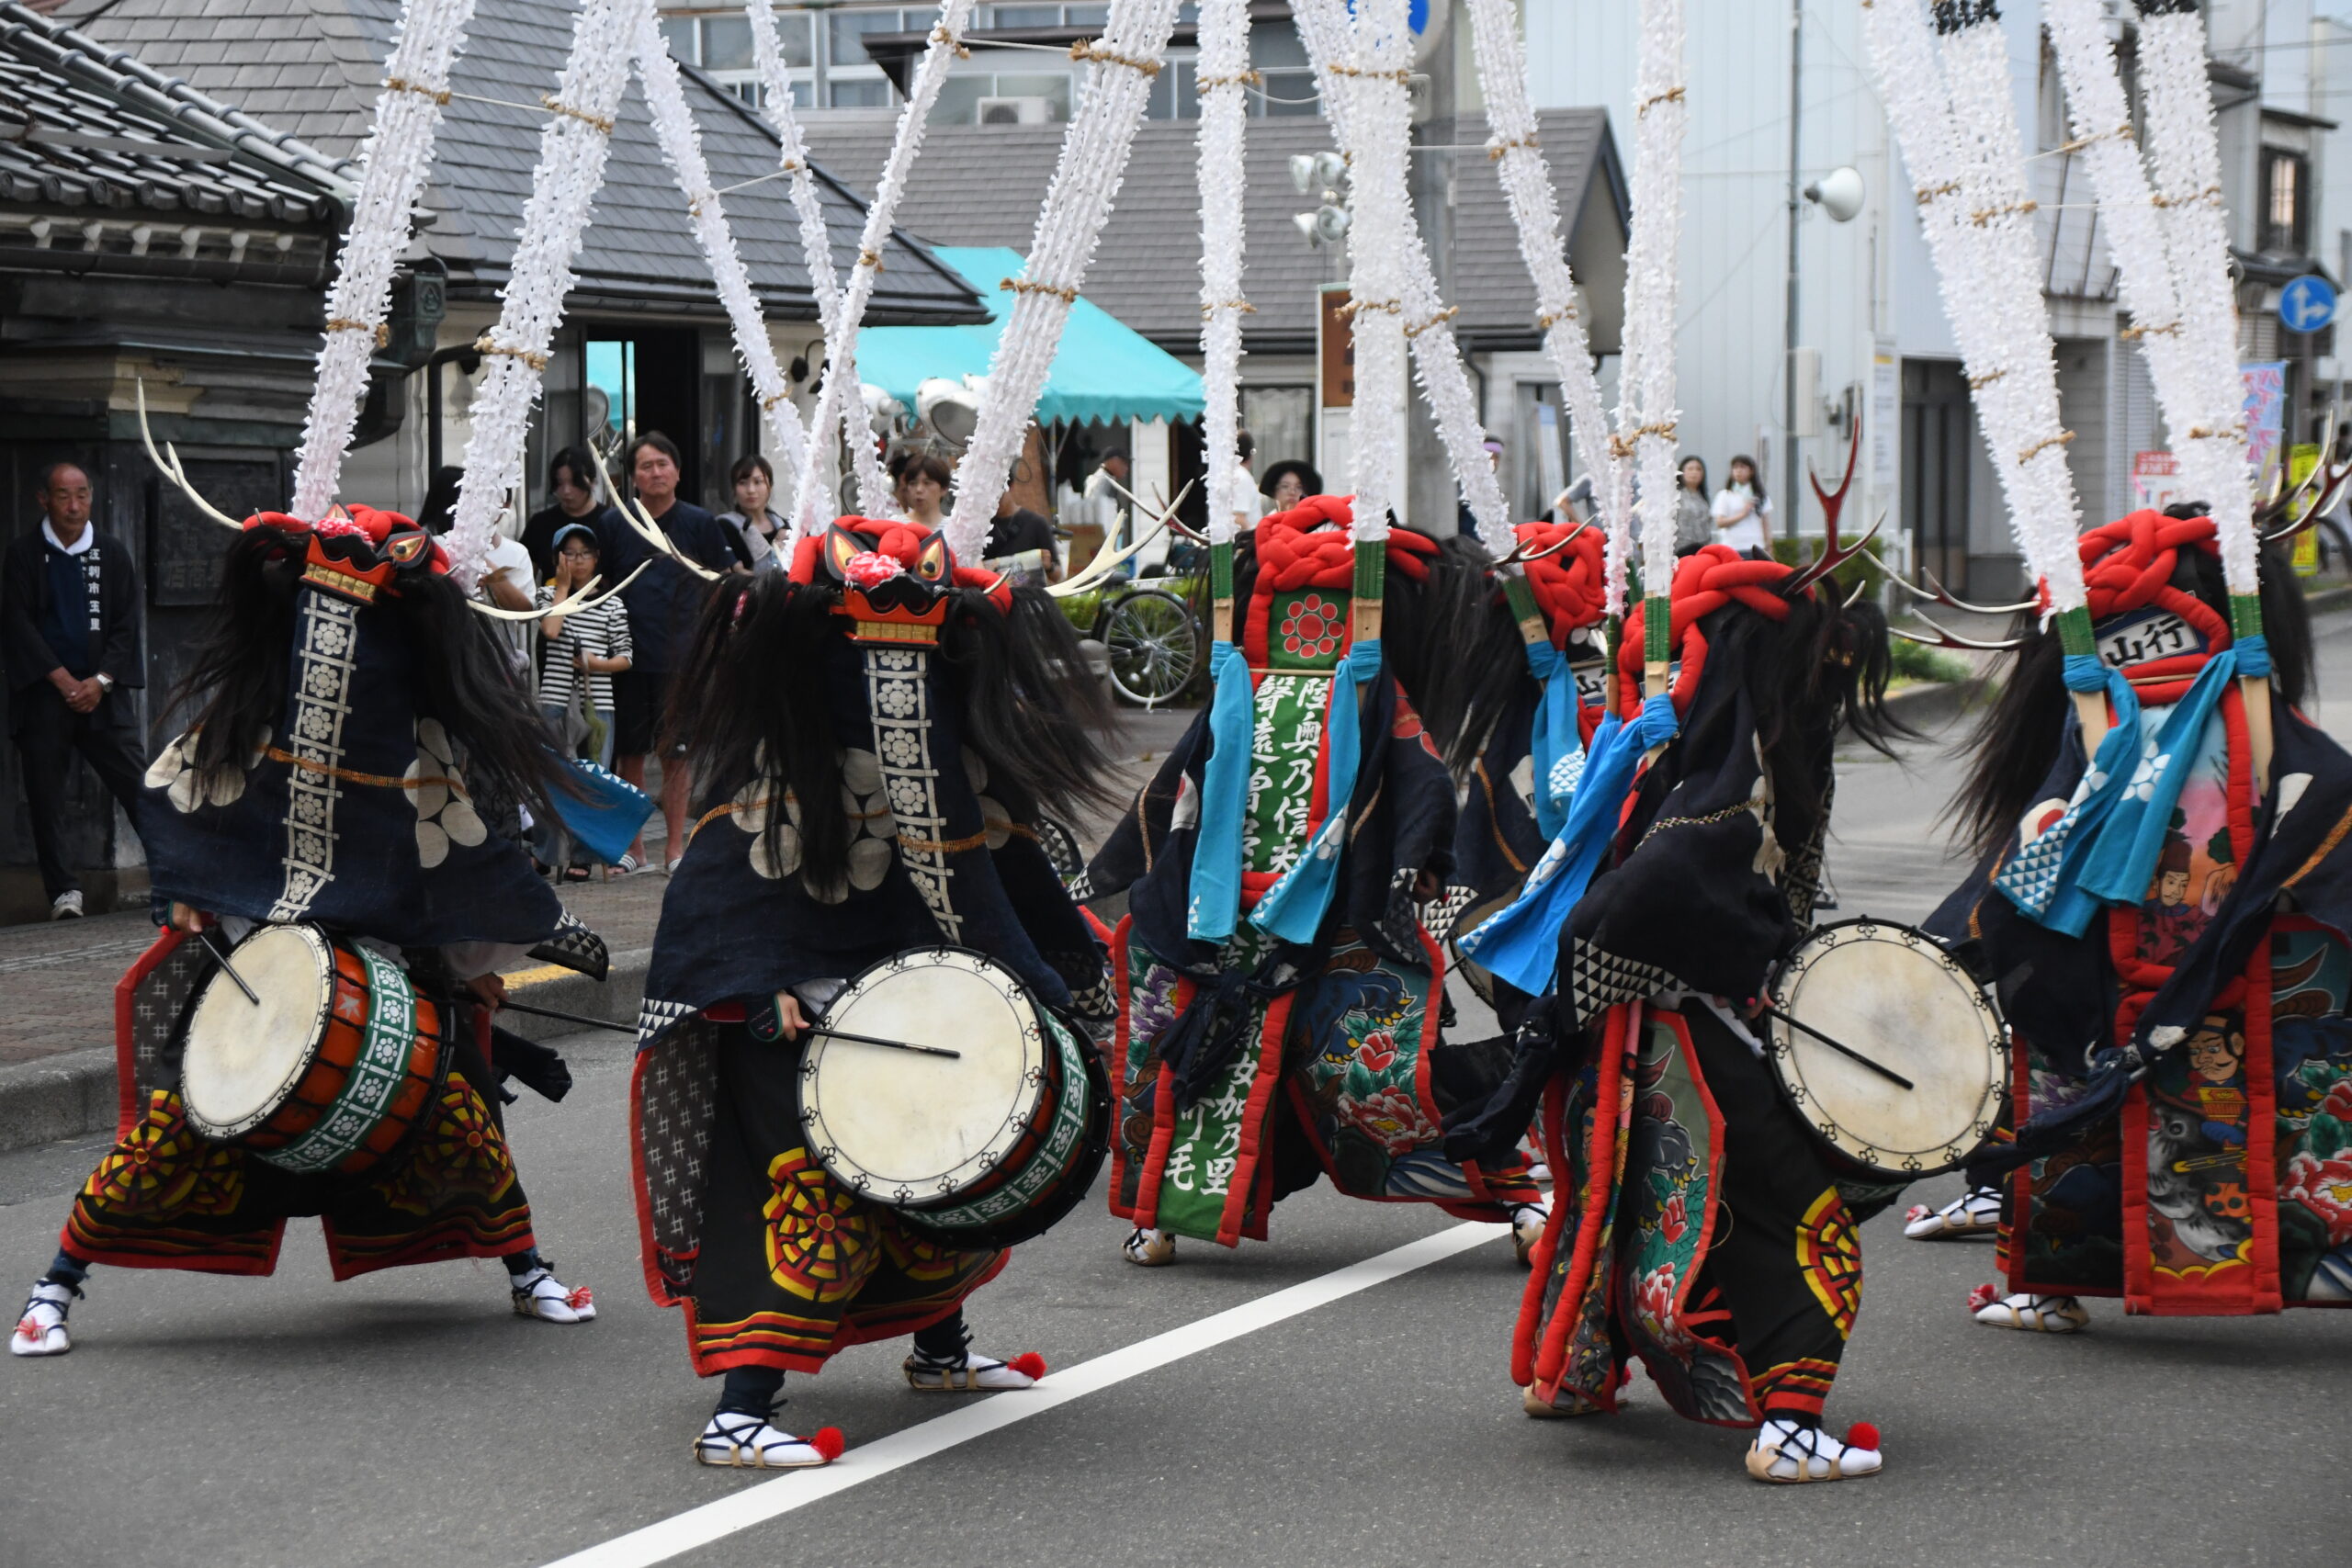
536, 523, 632, 769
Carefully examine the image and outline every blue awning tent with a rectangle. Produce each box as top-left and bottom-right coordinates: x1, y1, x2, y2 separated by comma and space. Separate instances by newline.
855, 245, 1204, 427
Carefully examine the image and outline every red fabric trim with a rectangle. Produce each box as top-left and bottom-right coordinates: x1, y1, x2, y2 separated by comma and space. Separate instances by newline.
1510, 1077, 1570, 1388
1105, 916, 1142, 1225
683, 1252, 1012, 1376
1532, 1001, 1634, 1401
113, 927, 186, 1136
1215, 992, 1295, 1247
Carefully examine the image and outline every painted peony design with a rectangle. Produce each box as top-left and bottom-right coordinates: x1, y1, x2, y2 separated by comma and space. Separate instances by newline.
2284, 1151, 2352, 1247
1340, 1083, 1440, 1156
1279, 594, 1342, 660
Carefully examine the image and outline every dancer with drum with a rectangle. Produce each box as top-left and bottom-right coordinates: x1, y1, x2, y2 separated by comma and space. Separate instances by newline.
12, 505, 609, 1360
632, 515, 1119, 1470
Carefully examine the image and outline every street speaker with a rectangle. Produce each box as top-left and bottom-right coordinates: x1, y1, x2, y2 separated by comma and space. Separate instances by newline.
1287, 150, 1347, 197
917, 377, 984, 447
1804, 165, 1867, 224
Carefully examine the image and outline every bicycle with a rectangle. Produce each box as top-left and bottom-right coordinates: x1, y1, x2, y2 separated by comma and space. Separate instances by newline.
1042, 527, 1204, 706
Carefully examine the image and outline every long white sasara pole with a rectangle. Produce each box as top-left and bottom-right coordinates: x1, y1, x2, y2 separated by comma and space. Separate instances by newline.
746, 0, 893, 521
1337, 0, 1411, 550
942, 0, 1185, 562
289, 0, 480, 520
1195, 0, 1251, 547
1292, 0, 1511, 553
444, 0, 634, 589
1623, 0, 1686, 682
2133, 0, 2269, 784
784, 0, 981, 540
1463, 0, 1622, 566
632, 6, 808, 511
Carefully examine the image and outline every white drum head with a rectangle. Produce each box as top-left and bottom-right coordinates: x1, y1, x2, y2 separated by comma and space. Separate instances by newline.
1766, 920, 2006, 1176
800, 949, 1045, 1204
181, 924, 335, 1138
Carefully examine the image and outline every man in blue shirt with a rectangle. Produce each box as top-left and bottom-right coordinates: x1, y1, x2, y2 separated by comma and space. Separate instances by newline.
2, 464, 148, 918
605, 432, 748, 872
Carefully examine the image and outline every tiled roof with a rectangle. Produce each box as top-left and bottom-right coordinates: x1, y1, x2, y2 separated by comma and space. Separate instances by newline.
799, 107, 1626, 355
0, 2, 348, 232
48, 0, 981, 321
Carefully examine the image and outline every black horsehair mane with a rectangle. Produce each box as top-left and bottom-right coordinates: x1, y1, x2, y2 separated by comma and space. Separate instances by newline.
174, 525, 568, 815
1948, 536, 2314, 859
667, 569, 1119, 891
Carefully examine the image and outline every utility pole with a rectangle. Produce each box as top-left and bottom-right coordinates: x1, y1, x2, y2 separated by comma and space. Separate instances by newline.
1782, 0, 1803, 542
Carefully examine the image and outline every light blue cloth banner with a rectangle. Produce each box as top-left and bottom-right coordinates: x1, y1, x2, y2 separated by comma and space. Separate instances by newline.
1250, 639, 1386, 945
1185, 639, 1255, 942
1995, 637, 2269, 936
2075, 636, 2267, 908
1523, 640, 1580, 840
1456, 693, 1680, 996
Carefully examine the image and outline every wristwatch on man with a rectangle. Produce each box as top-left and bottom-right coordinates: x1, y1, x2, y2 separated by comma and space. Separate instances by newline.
94, 672, 114, 693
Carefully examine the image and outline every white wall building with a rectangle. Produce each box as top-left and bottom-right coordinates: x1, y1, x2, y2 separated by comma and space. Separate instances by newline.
1532, 1, 2348, 596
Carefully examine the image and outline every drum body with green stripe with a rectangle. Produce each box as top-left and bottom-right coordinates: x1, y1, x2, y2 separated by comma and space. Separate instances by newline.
179, 923, 450, 1176
797, 946, 1109, 1249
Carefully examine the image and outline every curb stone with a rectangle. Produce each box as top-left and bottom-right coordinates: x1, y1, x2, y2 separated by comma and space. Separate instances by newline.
0, 948, 650, 1157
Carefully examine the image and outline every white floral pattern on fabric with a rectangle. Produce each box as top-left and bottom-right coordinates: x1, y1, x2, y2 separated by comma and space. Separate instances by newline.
410, 718, 486, 869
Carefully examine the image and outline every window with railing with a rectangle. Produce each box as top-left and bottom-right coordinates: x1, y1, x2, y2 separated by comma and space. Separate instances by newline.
2262, 147, 2311, 256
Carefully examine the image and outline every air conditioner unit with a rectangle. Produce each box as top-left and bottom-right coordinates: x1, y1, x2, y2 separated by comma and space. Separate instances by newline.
978, 96, 1054, 126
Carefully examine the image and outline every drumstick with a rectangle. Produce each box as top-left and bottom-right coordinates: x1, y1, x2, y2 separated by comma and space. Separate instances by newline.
1758, 1007, 1916, 1091
805, 1025, 961, 1060
200, 929, 260, 1006
495, 998, 636, 1035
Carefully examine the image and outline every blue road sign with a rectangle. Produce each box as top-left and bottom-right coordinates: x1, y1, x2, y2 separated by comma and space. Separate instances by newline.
2280, 273, 2338, 333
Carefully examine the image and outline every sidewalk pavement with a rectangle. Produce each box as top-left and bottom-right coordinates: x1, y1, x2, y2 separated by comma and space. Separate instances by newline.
0, 708, 1193, 1154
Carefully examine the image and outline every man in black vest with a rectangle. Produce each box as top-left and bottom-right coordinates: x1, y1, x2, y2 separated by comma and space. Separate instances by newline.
3, 463, 147, 918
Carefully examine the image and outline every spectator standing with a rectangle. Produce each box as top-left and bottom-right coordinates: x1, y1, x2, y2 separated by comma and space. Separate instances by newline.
889, 446, 954, 529
2, 463, 147, 919
1261, 458, 1321, 513
716, 454, 785, 572
1673, 456, 1713, 555
1711, 454, 1774, 554
605, 431, 744, 874
986, 473, 1056, 570
533, 523, 632, 879
1231, 429, 1266, 529
521, 446, 624, 581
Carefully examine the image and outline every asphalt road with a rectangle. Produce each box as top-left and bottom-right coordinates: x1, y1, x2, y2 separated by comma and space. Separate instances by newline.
4, 637, 2349, 1568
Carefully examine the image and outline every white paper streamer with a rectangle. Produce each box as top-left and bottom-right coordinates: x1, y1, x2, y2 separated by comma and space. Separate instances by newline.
444, 0, 634, 588
786, 0, 980, 538
1464, 0, 1622, 562
2137, 4, 2257, 598
632, 6, 806, 509
1292, 0, 1510, 550
748, 0, 892, 520
942, 0, 1185, 561
289, 0, 480, 521
1863, 0, 2087, 612
1195, 0, 1251, 546
1618, 0, 1685, 610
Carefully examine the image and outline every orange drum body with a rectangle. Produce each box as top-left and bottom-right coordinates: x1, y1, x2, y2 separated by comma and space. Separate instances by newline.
180, 924, 448, 1177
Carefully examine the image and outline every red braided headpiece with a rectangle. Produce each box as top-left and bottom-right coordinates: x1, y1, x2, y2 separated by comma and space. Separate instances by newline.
1513, 521, 1607, 646
1611, 543, 1803, 716
1254, 495, 1440, 586
2072, 509, 2227, 701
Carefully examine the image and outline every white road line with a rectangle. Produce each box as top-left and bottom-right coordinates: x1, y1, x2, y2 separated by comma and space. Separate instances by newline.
541, 1220, 1508, 1568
